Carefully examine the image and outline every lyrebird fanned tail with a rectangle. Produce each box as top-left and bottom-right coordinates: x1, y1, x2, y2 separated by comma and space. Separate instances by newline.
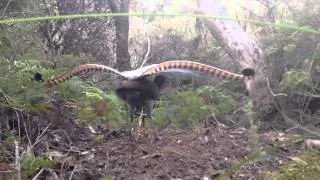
46, 64, 122, 86
46, 60, 245, 86
141, 60, 245, 80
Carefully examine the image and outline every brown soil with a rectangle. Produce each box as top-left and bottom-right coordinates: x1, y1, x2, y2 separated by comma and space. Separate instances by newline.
22, 122, 307, 180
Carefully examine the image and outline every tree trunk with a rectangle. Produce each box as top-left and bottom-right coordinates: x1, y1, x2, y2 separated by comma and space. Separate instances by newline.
196, 0, 272, 115
108, 0, 131, 71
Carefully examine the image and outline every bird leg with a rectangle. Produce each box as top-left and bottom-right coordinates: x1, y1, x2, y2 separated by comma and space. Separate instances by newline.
138, 108, 146, 128
128, 105, 134, 139
150, 116, 159, 142
136, 108, 146, 140
145, 100, 159, 142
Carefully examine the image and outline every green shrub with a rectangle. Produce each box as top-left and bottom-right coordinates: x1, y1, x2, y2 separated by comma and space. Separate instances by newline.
76, 85, 126, 126
154, 90, 210, 128
196, 85, 236, 115
153, 97, 171, 129
0, 56, 126, 126
154, 85, 238, 128
281, 69, 310, 91
21, 153, 54, 177
1, 133, 18, 150
0, 59, 52, 112
56, 78, 88, 101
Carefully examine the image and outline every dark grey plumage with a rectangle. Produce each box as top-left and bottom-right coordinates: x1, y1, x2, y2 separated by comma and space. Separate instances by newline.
115, 75, 167, 127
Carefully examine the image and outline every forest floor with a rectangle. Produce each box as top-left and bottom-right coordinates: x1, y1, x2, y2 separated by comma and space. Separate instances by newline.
22, 120, 310, 180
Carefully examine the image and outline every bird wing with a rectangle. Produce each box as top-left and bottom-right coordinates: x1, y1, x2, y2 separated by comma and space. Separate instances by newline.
141, 60, 245, 80
46, 64, 122, 86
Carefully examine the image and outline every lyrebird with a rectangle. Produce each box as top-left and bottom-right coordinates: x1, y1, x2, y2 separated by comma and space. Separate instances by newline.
44, 60, 252, 139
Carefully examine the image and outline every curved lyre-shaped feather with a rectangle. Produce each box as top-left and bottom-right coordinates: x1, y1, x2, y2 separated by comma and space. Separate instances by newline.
142, 60, 244, 80
46, 64, 122, 86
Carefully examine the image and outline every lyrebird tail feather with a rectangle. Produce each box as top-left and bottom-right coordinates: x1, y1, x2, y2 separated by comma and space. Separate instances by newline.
142, 60, 244, 80
46, 64, 122, 86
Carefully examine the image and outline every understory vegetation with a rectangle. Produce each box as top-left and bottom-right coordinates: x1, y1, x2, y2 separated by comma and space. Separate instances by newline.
0, 0, 319, 179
